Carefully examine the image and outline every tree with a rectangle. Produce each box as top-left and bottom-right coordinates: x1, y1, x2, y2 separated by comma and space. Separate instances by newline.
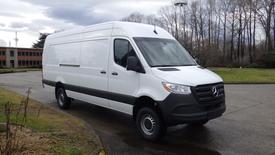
121, 0, 275, 67
220, 0, 230, 59
121, 12, 145, 23
206, 0, 215, 47
159, 5, 178, 38
32, 33, 49, 48
257, 0, 275, 52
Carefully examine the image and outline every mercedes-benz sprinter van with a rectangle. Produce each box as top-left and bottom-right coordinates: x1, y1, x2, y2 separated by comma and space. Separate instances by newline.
42, 22, 226, 141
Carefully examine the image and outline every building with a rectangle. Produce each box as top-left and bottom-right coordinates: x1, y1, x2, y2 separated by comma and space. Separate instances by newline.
0, 47, 42, 68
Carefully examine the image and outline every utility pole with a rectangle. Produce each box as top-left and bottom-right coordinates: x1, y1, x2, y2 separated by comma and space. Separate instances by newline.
14, 32, 19, 47
174, 0, 188, 41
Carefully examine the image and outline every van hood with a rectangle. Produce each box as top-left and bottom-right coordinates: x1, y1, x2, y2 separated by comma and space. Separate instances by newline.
151, 66, 223, 86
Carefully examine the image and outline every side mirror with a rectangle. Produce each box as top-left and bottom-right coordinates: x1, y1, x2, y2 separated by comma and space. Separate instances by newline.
126, 56, 145, 73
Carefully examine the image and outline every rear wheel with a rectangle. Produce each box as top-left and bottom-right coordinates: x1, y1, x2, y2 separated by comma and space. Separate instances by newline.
136, 107, 166, 141
56, 87, 71, 109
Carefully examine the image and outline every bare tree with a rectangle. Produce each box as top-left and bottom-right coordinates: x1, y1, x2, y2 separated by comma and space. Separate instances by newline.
121, 12, 145, 23
206, 0, 215, 47
220, 0, 230, 59
121, 0, 275, 67
257, 0, 275, 52
159, 6, 178, 37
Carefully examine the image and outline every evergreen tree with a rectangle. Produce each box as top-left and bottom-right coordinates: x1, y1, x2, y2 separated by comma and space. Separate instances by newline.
32, 33, 49, 48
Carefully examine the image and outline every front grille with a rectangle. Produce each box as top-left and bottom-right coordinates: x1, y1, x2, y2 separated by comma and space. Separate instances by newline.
192, 83, 225, 105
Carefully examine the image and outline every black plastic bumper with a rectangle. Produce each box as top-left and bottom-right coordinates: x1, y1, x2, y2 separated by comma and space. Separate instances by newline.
158, 93, 226, 126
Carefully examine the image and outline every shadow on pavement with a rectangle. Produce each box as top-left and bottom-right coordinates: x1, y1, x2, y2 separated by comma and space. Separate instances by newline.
63, 100, 221, 155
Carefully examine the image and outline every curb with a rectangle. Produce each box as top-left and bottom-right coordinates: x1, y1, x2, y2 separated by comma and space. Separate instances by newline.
224, 83, 275, 85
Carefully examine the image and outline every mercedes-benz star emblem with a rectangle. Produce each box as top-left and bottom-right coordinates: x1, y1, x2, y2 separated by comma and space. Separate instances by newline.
212, 86, 219, 97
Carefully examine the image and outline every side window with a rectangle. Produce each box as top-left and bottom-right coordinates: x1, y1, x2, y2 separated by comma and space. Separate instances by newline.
114, 39, 135, 68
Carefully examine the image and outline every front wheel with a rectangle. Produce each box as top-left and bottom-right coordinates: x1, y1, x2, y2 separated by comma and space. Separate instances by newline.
56, 87, 71, 110
136, 107, 166, 141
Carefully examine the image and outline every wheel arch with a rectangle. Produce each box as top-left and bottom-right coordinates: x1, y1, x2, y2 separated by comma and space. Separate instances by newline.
55, 82, 64, 99
133, 96, 164, 122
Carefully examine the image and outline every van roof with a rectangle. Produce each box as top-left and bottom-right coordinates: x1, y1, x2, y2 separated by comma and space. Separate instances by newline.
47, 21, 174, 40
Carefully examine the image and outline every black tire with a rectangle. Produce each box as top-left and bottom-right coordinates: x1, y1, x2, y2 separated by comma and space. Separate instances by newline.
188, 120, 209, 126
56, 87, 71, 110
136, 107, 166, 141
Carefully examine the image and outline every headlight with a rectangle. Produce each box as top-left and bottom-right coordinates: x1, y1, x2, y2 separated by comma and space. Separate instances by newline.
162, 82, 191, 95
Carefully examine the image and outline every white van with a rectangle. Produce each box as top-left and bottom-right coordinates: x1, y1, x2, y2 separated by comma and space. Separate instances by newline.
42, 21, 226, 141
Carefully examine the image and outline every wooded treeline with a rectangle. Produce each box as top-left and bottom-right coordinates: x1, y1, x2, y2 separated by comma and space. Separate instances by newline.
122, 0, 275, 67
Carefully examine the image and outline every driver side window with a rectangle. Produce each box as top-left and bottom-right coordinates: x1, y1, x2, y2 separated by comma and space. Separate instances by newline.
114, 39, 135, 68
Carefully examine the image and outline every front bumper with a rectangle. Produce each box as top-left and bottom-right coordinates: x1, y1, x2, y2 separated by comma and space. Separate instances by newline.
158, 93, 226, 126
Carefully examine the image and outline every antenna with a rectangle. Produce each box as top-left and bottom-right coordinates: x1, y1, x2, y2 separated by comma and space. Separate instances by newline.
153, 25, 158, 35
14, 32, 19, 47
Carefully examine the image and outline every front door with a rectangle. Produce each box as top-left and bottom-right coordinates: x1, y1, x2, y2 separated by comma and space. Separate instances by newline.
108, 38, 140, 115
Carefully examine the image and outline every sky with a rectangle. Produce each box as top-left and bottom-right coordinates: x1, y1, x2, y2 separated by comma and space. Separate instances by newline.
0, 0, 171, 48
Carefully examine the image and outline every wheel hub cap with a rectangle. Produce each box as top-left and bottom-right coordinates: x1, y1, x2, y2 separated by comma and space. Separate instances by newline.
59, 92, 65, 106
141, 114, 156, 136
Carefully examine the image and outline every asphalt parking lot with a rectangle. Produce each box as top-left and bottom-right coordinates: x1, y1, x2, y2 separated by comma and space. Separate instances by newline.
0, 71, 274, 155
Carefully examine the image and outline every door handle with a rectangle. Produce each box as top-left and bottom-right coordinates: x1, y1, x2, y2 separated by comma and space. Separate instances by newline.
112, 72, 118, 76
100, 70, 106, 74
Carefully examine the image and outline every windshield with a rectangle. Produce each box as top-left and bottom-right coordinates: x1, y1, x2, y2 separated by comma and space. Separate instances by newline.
134, 37, 196, 67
